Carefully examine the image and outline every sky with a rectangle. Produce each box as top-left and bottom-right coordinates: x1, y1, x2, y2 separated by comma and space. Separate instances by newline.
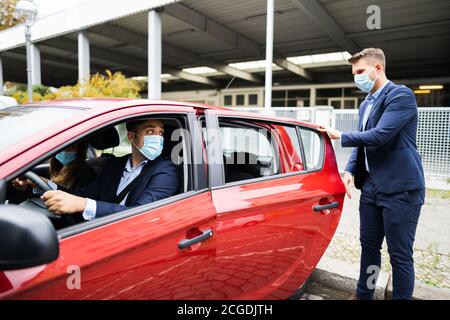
34, 0, 90, 18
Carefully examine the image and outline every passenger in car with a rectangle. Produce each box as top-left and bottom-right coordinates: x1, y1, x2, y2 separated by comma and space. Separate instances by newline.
11, 141, 96, 196
40, 119, 180, 220
11, 141, 97, 228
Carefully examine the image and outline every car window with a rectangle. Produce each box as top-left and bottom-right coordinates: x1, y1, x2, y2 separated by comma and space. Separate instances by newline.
298, 127, 323, 170
272, 124, 304, 172
0, 106, 82, 151
283, 126, 302, 158
4, 114, 193, 232
219, 119, 279, 183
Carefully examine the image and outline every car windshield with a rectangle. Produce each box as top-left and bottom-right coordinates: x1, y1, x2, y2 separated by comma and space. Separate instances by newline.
0, 105, 83, 150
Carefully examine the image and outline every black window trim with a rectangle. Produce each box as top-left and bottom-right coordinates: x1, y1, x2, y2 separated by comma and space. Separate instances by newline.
57, 188, 208, 239
2, 110, 208, 238
296, 125, 325, 172
218, 118, 282, 178
204, 112, 326, 190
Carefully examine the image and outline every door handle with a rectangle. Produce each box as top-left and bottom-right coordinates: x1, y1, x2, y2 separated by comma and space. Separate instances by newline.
178, 228, 213, 250
313, 201, 339, 212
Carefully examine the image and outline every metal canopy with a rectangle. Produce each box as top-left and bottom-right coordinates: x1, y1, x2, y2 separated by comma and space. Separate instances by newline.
1, 0, 449, 89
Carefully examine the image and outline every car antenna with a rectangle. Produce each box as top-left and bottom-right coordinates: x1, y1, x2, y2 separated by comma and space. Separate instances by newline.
223, 76, 236, 92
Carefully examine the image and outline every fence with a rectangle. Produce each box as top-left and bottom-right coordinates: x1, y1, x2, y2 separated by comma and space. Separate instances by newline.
233, 107, 450, 180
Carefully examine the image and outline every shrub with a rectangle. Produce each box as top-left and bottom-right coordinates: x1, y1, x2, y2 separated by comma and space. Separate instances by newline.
8, 71, 142, 104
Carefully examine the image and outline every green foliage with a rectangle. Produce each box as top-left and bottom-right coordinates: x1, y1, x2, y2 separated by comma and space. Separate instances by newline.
426, 188, 450, 199
9, 71, 142, 104
32, 84, 51, 96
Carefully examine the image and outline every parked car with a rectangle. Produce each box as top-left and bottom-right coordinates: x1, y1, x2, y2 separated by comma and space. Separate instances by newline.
0, 99, 345, 299
0, 95, 17, 108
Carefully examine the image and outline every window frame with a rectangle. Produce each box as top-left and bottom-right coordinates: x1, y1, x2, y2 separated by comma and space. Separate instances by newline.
296, 126, 325, 172
203, 111, 326, 190
218, 118, 282, 180
1, 110, 208, 239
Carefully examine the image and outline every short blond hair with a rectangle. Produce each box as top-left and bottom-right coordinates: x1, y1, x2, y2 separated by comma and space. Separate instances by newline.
348, 48, 386, 69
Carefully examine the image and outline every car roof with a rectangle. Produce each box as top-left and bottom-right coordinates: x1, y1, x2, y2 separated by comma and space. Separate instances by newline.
22, 98, 318, 128
23, 98, 225, 110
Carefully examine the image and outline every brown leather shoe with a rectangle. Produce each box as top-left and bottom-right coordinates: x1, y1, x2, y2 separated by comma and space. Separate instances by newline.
348, 293, 360, 300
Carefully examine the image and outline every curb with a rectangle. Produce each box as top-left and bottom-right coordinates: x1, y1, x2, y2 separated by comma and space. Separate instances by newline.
312, 256, 450, 300
311, 256, 389, 300
386, 278, 450, 300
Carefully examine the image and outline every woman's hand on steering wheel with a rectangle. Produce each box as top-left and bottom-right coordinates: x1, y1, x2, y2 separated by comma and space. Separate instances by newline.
12, 177, 36, 191
20, 171, 56, 192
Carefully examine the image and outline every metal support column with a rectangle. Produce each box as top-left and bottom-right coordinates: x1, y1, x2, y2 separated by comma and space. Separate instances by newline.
148, 10, 162, 99
30, 43, 41, 86
264, 0, 274, 112
78, 31, 90, 84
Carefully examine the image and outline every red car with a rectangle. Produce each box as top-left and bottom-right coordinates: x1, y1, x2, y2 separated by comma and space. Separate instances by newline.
0, 99, 345, 299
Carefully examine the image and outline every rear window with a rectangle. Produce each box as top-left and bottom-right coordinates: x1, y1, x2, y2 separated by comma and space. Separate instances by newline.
298, 127, 323, 170
0, 106, 83, 150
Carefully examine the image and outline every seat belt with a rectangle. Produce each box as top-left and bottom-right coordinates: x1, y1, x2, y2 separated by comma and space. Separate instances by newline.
113, 163, 153, 204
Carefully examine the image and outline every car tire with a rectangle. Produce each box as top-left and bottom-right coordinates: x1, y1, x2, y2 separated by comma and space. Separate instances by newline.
287, 276, 311, 300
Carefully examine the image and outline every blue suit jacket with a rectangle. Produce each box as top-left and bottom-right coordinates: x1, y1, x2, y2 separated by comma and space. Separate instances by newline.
342, 81, 425, 194
74, 155, 180, 218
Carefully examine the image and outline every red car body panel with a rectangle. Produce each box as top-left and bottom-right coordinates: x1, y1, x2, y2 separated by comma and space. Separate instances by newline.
210, 129, 343, 299
3, 192, 217, 299
0, 99, 345, 300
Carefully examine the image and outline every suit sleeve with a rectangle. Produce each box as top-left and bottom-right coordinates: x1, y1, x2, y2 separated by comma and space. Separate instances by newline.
94, 162, 180, 218
70, 170, 102, 199
56, 164, 104, 198
340, 87, 417, 148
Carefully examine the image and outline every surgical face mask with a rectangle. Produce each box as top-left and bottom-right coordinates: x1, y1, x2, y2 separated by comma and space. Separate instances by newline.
354, 68, 377, 93
55, 151, 77, 166
135, 134, 164, 160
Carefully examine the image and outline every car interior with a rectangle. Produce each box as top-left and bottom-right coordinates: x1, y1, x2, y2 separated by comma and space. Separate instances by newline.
220, 121, 279, 184
199, 117, 279, 184
2, 115, 191, 230
223, 151, 276, 183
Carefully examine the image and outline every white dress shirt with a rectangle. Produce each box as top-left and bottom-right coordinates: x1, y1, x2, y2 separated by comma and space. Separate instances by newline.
361, 80, 390, 172
82, 156, 148, 220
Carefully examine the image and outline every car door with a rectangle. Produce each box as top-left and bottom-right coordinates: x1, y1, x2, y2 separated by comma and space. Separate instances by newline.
203, 109, 345, 300
0, 106, 217, 300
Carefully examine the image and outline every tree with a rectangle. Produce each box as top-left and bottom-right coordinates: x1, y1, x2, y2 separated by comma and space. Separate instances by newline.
0, 0, 25, 31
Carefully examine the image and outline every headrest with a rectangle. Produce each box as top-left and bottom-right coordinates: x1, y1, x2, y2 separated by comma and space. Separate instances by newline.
161, 125, 180, 157
89, 127, 120, 150
226, 152, 258, 165
225, 152, 262, 176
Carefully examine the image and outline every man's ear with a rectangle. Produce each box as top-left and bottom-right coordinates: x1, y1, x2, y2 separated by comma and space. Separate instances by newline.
127, 132, 135, 143
375, 63, 383, 72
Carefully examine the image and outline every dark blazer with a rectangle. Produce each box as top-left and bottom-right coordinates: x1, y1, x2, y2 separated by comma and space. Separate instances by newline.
52, 163, 97, 228
342, 81, 425, 194
74, 154, 180, 218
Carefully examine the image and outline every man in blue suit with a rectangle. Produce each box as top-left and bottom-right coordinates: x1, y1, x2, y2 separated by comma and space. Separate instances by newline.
41, 119, 180, 219
321, 48, 425, 300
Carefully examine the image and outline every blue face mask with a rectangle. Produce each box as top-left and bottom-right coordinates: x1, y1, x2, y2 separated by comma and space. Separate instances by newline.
55, 151, 77, 166
136, 135, 164, 160
354, 68, 377, 93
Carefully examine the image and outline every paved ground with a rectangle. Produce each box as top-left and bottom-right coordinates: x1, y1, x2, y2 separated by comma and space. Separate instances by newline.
300, 282, 352, 300
323, 188, 450, 289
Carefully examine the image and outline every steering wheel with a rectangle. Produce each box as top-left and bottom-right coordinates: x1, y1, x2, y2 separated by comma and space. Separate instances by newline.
18, 171, 61, 219
23, 171, 55, 192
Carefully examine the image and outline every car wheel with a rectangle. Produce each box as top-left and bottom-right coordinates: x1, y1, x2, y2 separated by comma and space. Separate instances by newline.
287, 276, 311, 300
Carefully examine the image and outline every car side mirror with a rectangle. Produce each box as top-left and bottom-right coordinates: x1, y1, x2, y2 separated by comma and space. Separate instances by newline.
0, 205, 59, 271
